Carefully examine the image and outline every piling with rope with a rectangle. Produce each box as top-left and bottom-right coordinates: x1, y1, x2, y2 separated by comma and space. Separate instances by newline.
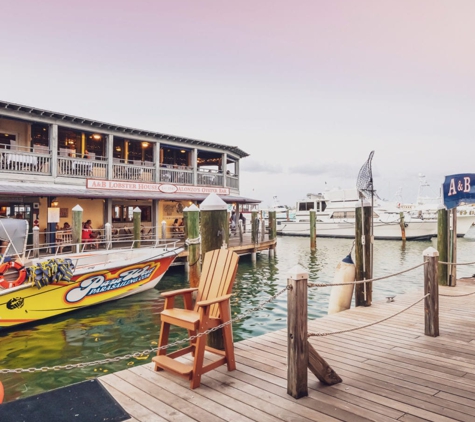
133, 207, 141, 248
423, 247, 439, 337
355, 200, 373, 307
186, 204, 201, 287
399, 211, 406, 241
437, 206, 449, 286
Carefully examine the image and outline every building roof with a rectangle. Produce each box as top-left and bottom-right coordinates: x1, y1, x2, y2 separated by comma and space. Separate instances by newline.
0, 181, 261, 204
0, 100, 249, 159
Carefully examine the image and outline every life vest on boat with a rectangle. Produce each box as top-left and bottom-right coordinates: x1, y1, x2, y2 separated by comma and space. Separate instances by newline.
0, 260, 27, 289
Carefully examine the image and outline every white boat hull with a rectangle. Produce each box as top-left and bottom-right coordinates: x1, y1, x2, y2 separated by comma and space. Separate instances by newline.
277, 218, 437, 240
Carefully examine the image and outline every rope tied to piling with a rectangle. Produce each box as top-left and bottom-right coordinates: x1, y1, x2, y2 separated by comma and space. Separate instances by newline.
185, 235, 201, 246
308, 293, 429, 337
307, 262, 426, 288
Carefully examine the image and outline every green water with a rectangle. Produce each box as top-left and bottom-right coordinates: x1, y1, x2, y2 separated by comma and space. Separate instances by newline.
1, 235, 474, 403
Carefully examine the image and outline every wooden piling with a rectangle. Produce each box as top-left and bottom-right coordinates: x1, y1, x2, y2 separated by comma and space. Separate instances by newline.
186, 204, 201, 288
423, 247, 439, 337
355, 201, 372, 307
287, 266, 309, 399
399, 211, 406, 241
33, 226, 40, 258
437, 207, 449, 286
72, 204, 83, 253
133, 207, 141, 248
287, 265, 342, 399
449, 208, 457, 287
309, 210, 316, 251
251, 211, 258, 244
199, 193, 229, 350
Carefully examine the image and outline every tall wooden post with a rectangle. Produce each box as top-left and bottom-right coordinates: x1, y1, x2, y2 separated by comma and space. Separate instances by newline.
309, 210, 316, 251
72, 204, 83, 253
355, 201, 372, 307
423, 247, 439, 337
33, 226, 40, 258
268, 211, 277, 257
449, 208, 457, 287
200, 193, 230, 350
104, 222, 112, 249
399, 211, 406, 241
437, 207, 449, 286
287, 265, 308, 399
251, 211, 258, 244
200, 193, 229, 256
133, 207, 141, 248
187, 204, 201, 288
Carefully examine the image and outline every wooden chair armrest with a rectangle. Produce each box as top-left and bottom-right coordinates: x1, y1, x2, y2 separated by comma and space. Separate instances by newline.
161, 287, 198, 298
196, 294, 232, 308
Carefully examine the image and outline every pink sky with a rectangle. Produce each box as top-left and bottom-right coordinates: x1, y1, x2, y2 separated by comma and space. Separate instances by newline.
2, 0, 475, 206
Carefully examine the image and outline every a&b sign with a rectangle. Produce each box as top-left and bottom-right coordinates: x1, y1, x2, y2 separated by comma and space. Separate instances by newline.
443, 173, 475, 209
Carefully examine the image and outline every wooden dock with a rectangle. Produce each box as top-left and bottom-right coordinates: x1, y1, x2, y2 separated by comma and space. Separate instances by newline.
99, 279, 475, 421
174, 232, 276, 265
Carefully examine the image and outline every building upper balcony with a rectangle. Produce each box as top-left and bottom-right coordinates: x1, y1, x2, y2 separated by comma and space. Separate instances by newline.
0, 102, 246, 193
0, 143, 240, 191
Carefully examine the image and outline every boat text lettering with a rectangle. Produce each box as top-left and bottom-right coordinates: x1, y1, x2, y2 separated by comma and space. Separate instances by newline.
65, 266, 155, 303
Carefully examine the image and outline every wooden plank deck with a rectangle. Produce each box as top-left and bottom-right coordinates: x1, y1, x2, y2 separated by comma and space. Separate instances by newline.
100, 278, 475, 421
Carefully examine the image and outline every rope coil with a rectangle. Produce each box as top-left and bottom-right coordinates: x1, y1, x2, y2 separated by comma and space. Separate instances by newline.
185, 236, 201, 246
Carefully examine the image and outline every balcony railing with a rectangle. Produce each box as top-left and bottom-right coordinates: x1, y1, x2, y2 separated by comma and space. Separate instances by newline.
0, 148, 239, 190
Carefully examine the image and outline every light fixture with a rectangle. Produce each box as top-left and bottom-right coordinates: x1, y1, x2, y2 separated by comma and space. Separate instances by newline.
51, 200, 59, 207
142, 142, 149, 148
92, 134, 101, 140
180, 149, 186, 153
115, 146, 122, 152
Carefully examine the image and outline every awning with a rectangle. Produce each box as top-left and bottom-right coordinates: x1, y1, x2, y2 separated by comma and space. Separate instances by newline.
0, 181, 261, 204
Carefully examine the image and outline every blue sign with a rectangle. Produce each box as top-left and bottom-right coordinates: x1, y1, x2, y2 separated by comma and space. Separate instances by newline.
443, 174, 475, 209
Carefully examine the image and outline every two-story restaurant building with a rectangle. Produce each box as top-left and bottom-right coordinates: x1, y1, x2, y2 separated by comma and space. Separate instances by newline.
0, 100, 259, 239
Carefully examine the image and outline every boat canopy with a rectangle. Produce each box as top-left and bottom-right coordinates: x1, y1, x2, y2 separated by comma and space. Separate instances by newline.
0, 219, 28, 258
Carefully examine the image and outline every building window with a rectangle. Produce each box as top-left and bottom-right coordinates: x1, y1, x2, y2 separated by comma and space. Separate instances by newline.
112, 205, 151, 223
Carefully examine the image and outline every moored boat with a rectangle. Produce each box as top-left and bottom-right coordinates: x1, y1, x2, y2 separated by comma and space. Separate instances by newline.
277, 189, 438, 240
0, 218, 183, 329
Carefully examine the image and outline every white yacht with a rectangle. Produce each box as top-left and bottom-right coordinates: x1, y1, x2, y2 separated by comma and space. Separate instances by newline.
277, 188, 438, 241
393, 174, 475, 237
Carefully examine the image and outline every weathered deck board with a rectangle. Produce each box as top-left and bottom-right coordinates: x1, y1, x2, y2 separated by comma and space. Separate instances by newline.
100, 279, 475, 421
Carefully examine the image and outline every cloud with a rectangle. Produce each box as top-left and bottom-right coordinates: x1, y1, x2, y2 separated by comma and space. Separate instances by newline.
240, 159, 284, 174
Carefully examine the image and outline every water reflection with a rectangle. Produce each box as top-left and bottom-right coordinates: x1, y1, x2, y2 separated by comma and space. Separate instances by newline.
1, 236, 474, 403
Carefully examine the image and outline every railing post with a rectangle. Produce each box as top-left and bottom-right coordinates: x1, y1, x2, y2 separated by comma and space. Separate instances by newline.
33, 226, 40, 258
287, 265, 308, 399
161, 220, 167, 239
423, 247, 439, 337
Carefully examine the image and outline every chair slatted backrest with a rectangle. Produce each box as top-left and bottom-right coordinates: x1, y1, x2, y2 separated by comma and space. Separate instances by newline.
195, 249, 239, 318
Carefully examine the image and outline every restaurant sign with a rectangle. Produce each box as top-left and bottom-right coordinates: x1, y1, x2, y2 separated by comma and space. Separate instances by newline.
86, 179, 230, 195
442, 173, 475, 209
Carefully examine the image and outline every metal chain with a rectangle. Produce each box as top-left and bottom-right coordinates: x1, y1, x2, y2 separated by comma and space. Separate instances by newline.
308, 293, 429, 337
0, 285, 291, 374
307, 262, 426, 288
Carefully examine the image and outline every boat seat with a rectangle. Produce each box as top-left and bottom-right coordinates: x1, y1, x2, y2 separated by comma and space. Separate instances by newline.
152, 248, 239, 389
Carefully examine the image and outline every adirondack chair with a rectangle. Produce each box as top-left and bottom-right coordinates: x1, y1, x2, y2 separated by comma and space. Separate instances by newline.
152, 248, 239, 389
